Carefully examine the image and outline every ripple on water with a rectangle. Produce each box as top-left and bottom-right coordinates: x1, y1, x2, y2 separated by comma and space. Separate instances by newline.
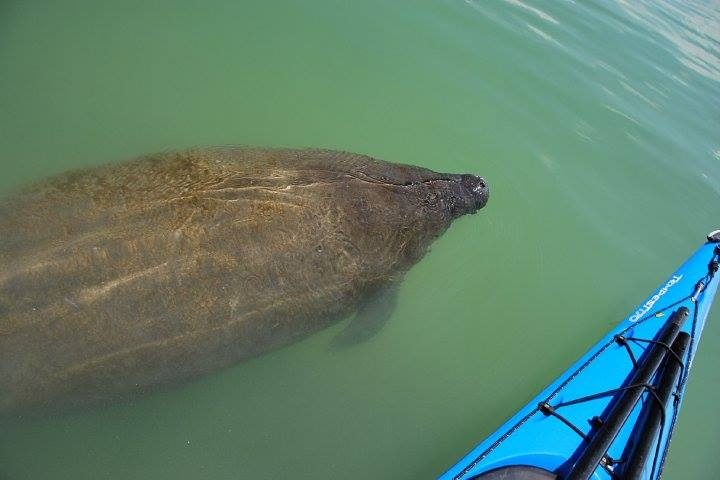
503, 0, 560, 25
617, 0, 720, 83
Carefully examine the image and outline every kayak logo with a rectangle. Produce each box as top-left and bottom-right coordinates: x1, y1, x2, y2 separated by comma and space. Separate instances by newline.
629, 275, 683, 322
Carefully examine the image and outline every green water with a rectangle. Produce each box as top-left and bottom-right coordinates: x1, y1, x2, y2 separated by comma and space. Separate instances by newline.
1, 0, 718, 478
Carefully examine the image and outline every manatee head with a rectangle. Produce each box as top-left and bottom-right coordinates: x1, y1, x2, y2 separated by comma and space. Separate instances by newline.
327, 155, 490, 278
427, 172, 489, 218
346, 157, 488, 214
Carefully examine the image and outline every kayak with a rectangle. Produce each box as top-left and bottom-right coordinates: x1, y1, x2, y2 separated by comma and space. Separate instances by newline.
440, 231, 720, 480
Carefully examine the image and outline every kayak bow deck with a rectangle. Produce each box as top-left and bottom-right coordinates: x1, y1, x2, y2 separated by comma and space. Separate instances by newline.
440, 232, 720, 480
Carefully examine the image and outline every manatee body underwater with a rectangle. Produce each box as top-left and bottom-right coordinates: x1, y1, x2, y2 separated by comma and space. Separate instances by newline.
0, 147, 488, 413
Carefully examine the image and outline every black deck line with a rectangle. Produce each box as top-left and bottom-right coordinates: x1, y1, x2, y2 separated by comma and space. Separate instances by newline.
452, 293, 695, 480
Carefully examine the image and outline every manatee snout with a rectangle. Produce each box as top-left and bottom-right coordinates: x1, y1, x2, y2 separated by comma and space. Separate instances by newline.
437, 173, 489, 219
459, 174, 489, 211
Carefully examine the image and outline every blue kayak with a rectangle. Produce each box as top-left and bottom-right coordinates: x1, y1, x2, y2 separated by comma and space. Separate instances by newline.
440, 232, 720, 480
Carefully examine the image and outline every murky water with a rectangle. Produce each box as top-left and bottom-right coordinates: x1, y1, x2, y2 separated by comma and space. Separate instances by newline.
1, 0, 718, 478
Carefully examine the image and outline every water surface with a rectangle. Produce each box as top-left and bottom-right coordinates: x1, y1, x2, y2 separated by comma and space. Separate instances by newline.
1, 0, 718, 478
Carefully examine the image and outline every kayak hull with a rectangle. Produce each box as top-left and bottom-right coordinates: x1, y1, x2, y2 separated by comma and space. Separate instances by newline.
440, 238, 720, 480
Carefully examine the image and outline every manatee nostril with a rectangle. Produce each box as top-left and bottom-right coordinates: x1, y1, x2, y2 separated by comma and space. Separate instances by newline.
459, 174, 486, 192
459, 174, 484, 188
472, 176, 487, 192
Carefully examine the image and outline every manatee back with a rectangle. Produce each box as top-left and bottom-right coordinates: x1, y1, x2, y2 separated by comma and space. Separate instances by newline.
0, 148, 429, 412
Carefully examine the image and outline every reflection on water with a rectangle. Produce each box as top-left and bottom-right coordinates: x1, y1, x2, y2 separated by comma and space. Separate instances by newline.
618, 0, 720, 82
0, 0, 718, 479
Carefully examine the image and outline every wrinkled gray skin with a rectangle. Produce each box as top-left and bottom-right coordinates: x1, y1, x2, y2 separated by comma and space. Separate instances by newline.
0, 147, 488, 413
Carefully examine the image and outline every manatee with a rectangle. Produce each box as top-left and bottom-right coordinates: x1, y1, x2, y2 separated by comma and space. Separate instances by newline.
0, 147, 488, 413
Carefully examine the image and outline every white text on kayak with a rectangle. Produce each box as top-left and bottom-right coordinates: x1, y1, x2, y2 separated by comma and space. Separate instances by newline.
629, 275, 683, 322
